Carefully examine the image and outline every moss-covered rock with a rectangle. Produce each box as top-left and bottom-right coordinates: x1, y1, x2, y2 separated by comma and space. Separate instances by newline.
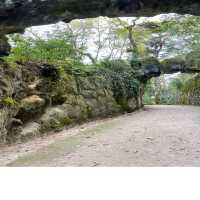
0, 61, 143, 143
39, 106, 73, 132
20, 122, 41, 142
17, 95, 46, 122
161, 57, 185, 73
161, 53, 200, 74
84, 98, 101, 118
116, 97, 138, 112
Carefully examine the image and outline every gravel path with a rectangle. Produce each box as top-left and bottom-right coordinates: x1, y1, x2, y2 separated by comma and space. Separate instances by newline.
1, 105, 200, 166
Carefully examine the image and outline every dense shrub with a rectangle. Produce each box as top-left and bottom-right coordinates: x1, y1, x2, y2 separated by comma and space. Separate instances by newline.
97, 60, 140, 99
5, 33, 82, 67
144, 74, 200, 105
179, 74, 200, 105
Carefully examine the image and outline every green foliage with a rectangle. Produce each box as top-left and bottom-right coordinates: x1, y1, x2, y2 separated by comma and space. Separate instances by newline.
5, 32, 82, 67
0, 97, 18, 107
170, 74, 200, 105
177, 74, 198, 105
159, 16, 200, 35
144, 73, 200, 106
97, 59, 140, 99
4, 16, 200, 109
158, 16, 200, 54
122, 16, 200, 60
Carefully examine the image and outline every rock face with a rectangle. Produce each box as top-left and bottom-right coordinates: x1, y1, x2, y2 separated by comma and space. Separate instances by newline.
0, 35, 10, 56
0, 0, 199, 59
0, 0, 199, 37
17, 95, 46, 122
135, 54, 200, 79
0, 0, 200, 144
0, 62, 142, 144
161, 51, 200, 74
0, 0, 199, 61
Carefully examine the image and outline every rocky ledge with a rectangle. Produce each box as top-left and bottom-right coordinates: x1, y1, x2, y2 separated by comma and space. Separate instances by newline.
0, 62, 143, 144
0, 0, 200, 57
0, 0, 200, 36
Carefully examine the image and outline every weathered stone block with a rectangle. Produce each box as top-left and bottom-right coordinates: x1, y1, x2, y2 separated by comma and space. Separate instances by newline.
17, 95, 46, 121
39, 106, 72, 132
20, 122, 41, 142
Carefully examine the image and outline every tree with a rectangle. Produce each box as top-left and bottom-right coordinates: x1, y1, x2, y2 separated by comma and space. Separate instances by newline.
60, 17, 130, 64
6, 31, 83, 67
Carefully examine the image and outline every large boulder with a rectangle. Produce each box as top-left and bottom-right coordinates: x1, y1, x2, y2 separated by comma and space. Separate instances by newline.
39, 105, 73, 132
17, 95, 46, 122
141, 57, 161, 79
161, 53, 200, 74
116, 96, 138, 112
20, 122, 41, 142
161, 57, 185, 73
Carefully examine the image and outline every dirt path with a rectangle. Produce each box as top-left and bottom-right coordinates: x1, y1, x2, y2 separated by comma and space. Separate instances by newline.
1, 105, 200, 167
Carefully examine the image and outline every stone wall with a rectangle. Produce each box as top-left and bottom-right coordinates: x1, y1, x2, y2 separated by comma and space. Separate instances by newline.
0, 62, 142, 144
